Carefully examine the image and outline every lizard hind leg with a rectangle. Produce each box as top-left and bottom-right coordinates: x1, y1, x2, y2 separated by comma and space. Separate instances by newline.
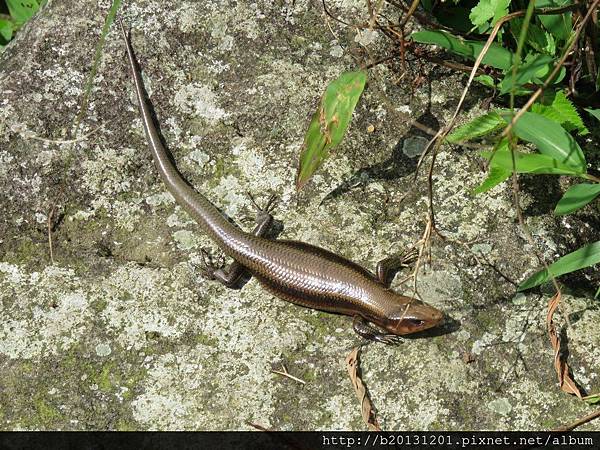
375, 247, 418, 287
199, 193, 280, 288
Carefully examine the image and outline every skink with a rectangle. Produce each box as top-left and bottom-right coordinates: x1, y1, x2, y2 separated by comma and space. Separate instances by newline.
121, 24, 443, 343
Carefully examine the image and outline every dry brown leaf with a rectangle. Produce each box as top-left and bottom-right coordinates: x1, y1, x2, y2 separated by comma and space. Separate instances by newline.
546, 293, 582, 399
345, 346, 381, 431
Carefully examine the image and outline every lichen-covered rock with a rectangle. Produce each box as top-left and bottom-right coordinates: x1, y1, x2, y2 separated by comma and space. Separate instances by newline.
0, 0, 598, 431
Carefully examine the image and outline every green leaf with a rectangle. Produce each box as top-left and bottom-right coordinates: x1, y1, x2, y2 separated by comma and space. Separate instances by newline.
469, 0, 510, 32
473, 165, 511, 194
499, 54, 554, 94
526, 23, 556, 55
475, 74, 496, 88
501, 111, 586, 171
73, 0, 122, 129
531, 91, 588, 135
510, 18, 556, 55
0, 19, 14, 45
585, 108, 600, 122
6, 0, 41, 26
410, 30, 514, 70
447, 111, 504, 143
554, 183, 600, 215
482, 146, 586, 176
296, 71, 367, 189
518, 240, 600, 290
585, 394, 600, 405
473, 139, 511, 194
536, 0, 573, 41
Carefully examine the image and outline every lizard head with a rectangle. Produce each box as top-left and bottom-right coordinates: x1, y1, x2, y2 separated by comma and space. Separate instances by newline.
380, 294, 444, 335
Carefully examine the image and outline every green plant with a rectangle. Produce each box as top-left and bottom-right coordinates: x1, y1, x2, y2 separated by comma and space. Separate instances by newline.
0, 0, 46, 48
299, 1, 600, 295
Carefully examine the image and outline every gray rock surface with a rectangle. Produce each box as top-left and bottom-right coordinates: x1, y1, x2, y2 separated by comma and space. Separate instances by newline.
1, 0, 598, 431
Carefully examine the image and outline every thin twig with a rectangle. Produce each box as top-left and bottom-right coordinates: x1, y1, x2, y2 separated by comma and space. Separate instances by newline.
399, 0, 421, 29
321, 0, 351, 26
425, 55, 489, 76
47, 206, 56, 265
384, 0, 456, 34
552, 408, 600, 432
271, 364, 306, 385
406, 8, 533, 296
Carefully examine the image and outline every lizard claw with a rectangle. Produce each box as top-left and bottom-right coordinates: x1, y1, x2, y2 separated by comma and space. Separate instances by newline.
198, 248, 226, 280
372, 333, 404, 345
398, 247, 419, 268
247, 192, 279, 215
352, 316, 404, 345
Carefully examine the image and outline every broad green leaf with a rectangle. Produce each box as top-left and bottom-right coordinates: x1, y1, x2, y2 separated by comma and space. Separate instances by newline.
6, 0, 41, 26
410, 30, 514, 70
296, 71, 367, 189
585, 394, 600, 405
518, 240, 600, 290
554, 183, 600, 215
536, 0, 573, 41
447, 111, 504, 143
585, 108, 600, 122
482, 146, 586, 176
532, 91, 588, 135
499, 54, 554, 94
501, 111, 586, 171
0, 19, 13, 44
469, 0, 510, 32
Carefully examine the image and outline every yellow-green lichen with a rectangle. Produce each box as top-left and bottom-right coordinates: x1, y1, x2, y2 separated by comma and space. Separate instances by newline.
34, 396, 62, 426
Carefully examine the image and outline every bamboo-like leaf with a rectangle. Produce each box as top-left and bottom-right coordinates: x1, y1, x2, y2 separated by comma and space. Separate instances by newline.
410, 30, 514, 70
296, 71, 367, 190
501, 111, 586, 171
518, 240, 600, 290
481, 146, 586, 176
555, 183, 600, 215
